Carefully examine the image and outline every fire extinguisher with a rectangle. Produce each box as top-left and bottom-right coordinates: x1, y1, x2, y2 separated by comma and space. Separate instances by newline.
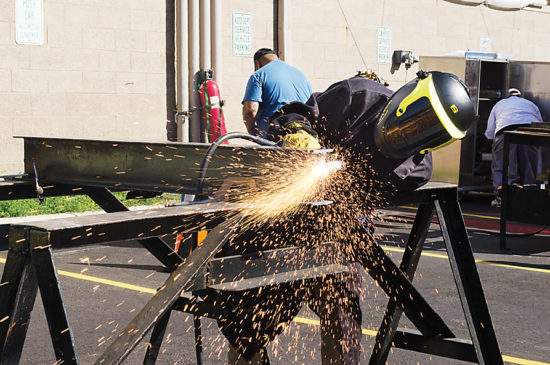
198, 70, 227, 143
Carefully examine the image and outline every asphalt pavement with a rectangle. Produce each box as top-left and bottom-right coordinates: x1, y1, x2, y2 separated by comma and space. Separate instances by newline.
0, 196, 548, 365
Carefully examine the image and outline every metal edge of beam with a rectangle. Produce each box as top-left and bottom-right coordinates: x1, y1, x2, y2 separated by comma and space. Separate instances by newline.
8, 201, 239, 249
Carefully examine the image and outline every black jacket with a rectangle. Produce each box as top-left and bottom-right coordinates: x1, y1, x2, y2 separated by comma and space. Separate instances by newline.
267, 77, 432, 192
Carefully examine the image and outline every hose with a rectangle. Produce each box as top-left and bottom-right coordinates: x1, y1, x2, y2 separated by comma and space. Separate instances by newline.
374, 212, 548, 237
194, 132, 277, 199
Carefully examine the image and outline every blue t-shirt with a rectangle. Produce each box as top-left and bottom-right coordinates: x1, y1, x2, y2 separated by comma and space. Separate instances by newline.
243, 60, 312, 135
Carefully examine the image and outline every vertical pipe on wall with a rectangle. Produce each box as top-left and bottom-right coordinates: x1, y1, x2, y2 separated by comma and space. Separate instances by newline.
277, 0, 290, 62
176, 0, 189, 142
188, 0, 201, 142
211, 0, 222, 88
166, 0, 177, 141
199, 0, 211, 70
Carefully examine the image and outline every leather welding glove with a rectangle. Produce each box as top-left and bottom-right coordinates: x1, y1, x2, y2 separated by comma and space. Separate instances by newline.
282, 130, 321, 150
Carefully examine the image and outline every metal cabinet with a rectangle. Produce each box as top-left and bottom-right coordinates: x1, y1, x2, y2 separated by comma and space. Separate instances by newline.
419, 55, 509, 189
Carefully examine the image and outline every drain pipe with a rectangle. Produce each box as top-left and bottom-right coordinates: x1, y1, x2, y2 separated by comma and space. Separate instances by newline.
200, 0, 211, 70
188, 0, 201, 142
176, 0, 189, 142
211, 0, 222, 88
277, 0, 289, 62
198, 0, 211, 142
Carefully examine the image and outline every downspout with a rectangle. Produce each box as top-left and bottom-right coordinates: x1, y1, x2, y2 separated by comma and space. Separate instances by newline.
277, 0, 289, 62
200, 0, 211, 70
176, 0, 189, 142
166, 0, 177, 141
211, 0, 222, 89
188, 0, 201, 142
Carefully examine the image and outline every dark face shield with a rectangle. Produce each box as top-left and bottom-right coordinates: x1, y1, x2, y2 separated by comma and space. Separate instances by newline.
375, 71, 475, 159
380, 97, 453, 158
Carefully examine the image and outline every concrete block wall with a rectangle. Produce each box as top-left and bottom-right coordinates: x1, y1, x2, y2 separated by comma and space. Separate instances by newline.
219, 0, 550, 135
0, 0, 167, 174
2, 0, 550, 174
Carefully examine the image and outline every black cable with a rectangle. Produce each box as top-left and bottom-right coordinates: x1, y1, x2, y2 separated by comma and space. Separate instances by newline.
467, 225, 548, 237
375, 212, 548, 237
194, 132, 277, 199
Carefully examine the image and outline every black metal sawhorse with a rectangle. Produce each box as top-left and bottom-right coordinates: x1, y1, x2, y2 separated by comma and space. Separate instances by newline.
0, 202, 233, 364
137, 183, 504, 365
0, 183, 503, 365
365, 182, 503, 364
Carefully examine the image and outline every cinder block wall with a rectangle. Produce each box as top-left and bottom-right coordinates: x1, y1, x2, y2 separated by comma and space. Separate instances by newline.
222, 0, 550, 134
0, 0, 168, 174
2, 0, 550, 173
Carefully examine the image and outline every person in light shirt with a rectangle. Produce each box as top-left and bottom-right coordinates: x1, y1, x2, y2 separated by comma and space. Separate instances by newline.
484, 88, 542, 207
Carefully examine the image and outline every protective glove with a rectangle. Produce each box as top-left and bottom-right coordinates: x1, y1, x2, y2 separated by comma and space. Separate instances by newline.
281, 130, 321, 150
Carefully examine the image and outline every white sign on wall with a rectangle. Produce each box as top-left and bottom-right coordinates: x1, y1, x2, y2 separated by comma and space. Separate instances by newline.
233, 12, 252, 56
377, 26, 392, 64
16, 0, 44, 45
480, 36, 491, 53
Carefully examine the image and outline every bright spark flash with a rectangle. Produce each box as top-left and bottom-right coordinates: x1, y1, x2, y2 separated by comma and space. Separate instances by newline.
234, 154, 344, 224
311, 160, 345, 179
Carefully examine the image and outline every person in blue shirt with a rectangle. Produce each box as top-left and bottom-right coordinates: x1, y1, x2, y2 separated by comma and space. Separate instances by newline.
485, 88, 542, 207
242, 48, 312, 137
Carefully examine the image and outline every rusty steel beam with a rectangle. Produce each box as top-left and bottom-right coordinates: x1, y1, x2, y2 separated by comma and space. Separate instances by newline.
20, 137, 331, 195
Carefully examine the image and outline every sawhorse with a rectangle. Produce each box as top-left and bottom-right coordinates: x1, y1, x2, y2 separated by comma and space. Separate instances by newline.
0, 183, 503, 364
139, 183, 504, 365
364, 182, 503, 364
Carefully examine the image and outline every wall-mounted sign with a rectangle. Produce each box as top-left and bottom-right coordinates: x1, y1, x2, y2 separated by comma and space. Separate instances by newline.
16, 0, 44, 45
233, 12, 252, 56
377, 26, 392, 64
480, 36, 491, 53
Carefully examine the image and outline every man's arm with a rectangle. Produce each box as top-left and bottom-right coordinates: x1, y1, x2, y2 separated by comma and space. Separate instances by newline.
484, 107, 497, 140
242, 100, 259, 135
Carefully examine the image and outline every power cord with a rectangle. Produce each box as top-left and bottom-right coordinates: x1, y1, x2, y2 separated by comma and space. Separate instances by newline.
194, 132, 277, 200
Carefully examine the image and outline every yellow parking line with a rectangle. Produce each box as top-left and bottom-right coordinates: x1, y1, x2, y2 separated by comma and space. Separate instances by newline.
0, 255, 547, 365
381, 246, 550, 274
292, 317, 548, 365
58, 269, 156, 294
501, 355, 550, 365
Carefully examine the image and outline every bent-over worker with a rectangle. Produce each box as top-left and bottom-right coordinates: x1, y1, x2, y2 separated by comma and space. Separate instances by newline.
218, 70, 475, 364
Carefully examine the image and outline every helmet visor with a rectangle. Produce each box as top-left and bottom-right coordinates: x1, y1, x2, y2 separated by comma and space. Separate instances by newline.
385, 96, 452, 157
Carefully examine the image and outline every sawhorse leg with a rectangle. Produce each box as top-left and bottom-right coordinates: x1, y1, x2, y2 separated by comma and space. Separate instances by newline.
369, 202, 435, 364
0, 228, 79, 365
435, 198, 503, 364
0, 228, 39, 364
352, 221, 453, 339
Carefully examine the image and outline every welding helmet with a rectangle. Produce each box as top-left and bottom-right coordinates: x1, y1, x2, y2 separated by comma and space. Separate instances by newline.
375, 70, 475, 159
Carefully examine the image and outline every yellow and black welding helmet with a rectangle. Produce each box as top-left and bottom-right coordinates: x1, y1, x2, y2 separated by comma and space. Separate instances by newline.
375, 70, 475, 159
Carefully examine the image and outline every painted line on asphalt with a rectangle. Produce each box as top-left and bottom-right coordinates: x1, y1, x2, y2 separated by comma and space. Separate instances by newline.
381, 246, 550, 274
292, 317, 549, 365
0, 256, 547, 365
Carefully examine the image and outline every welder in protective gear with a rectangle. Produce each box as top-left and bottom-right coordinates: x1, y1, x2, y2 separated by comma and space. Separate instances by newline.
217, 70, 474, 365
269, 70, 474, 191
262, 70, 474, 364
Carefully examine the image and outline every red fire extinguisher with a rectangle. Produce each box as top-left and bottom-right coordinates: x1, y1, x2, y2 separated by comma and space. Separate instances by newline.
198, 71, 227, 143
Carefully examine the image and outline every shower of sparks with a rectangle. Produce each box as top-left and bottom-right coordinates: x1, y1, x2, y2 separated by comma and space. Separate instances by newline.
228, 151, 345, 226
